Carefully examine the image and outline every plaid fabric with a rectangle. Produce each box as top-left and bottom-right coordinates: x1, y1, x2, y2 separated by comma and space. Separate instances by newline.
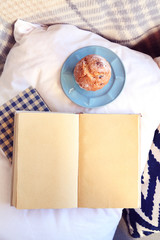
0, 0, 160, 74
0, 86, 50, 162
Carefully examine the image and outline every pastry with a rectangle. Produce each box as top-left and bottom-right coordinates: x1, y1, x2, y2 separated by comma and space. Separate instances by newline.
74, 54, 111, 91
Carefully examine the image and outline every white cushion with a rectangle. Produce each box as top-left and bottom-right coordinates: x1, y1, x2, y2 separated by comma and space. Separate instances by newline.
0, 19, 160, 240
1, 19, 160, 173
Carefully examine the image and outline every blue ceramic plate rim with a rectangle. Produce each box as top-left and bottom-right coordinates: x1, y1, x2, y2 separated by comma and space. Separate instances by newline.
60, 45, 126, 108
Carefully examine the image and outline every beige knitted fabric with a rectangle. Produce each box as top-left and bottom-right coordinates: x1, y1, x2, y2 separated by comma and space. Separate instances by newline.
0, 0, 160, 73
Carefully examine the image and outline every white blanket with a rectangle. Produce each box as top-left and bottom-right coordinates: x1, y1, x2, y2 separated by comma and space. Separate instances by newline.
0, 19, 160, 240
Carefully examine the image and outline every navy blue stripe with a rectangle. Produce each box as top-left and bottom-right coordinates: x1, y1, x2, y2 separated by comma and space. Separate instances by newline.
153, 129, 160, 149
124, 145, 160, 237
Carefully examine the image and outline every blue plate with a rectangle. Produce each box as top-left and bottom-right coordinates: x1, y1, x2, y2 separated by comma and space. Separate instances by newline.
60, 45, 125, 108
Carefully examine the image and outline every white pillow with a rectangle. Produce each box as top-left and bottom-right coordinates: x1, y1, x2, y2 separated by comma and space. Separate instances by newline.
0, 20, 123, 240
1, 19, 160, 174
0, 19, 160, 240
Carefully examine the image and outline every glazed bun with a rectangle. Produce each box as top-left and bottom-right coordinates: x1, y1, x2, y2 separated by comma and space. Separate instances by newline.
74, 54, 111, 91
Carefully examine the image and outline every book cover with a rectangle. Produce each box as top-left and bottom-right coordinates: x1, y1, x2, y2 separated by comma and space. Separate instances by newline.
0, 87, 50, 162
11, 112, 141, 209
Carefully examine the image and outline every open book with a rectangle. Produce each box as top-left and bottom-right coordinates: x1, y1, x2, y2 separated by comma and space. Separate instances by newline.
11, 112, 141, 209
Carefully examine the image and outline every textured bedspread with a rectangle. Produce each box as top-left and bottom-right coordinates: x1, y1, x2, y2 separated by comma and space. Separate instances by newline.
0, 0, 160, 74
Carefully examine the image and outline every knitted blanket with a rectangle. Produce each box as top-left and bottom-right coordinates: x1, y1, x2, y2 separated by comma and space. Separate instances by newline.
0, 0, 160, 74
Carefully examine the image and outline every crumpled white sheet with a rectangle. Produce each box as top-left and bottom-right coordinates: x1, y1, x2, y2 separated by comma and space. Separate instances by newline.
0, 19, 160, 240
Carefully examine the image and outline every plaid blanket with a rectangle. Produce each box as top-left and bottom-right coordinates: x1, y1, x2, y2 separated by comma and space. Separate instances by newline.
0, 87, 50, 162
0, 0, 160, 74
